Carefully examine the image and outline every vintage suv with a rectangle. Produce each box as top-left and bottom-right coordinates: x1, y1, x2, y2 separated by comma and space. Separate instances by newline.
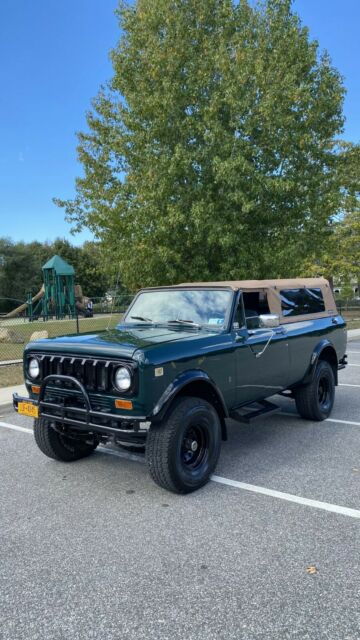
14, 278, 347, 493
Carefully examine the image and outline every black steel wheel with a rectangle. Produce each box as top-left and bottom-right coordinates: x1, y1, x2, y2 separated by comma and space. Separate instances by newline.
295, 360, 335, 421
146, 396, 222, 493
34, 418, 98, 461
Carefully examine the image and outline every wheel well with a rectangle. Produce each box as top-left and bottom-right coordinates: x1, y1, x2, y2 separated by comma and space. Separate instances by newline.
318, 346, 338, 384
177, 380, 228, 440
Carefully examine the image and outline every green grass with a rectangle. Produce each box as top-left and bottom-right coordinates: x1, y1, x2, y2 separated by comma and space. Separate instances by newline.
0, 314, 122, 362
342, 309, 360, 330
345, 319, 360, 330
0, 364, 23, 388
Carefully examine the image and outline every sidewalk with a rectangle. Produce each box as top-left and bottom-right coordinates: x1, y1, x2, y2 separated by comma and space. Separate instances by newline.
348, 328, 360, 341
0, 384, 26, 414
0, 329, 359, 413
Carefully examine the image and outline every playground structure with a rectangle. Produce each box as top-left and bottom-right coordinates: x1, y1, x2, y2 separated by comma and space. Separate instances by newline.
41, 255, 76, 319
4, 255, 91, 321
4, 286, 45, 319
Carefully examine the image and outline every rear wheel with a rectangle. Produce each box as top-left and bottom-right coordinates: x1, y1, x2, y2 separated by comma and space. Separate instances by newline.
295, 360, 335, 421
146, 396, 221, 493
34, 418, 98, 461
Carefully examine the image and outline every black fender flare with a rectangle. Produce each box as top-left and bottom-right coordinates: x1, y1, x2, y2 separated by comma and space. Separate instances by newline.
150, 369, 228, 439
302, 339, 338, 385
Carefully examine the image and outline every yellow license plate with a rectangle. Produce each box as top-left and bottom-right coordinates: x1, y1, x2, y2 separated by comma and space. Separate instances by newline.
18, 401, 39, 418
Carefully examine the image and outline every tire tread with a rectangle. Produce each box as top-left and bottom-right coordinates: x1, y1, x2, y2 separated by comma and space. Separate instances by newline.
295, 360, 335, 421
34, 418, 97, 461
146, 397, 220, 493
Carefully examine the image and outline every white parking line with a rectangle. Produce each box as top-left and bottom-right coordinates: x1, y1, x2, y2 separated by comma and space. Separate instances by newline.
326, 418, 360, 427
339, 383, 360, 388
280, 412, 360, 427
0, 421, 32, 434
1, 420, 360, 519
99, 445, 146, 464
211, 475, 360, 519
347, 364, 360, 367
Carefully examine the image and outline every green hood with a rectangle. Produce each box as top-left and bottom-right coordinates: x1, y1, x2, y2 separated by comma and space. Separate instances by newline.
25, 324, 220, 360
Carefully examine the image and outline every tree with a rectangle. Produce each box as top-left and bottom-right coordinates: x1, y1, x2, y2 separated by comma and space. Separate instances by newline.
0, 238, 45, 311
55, 0, 347, 289
77, 241, 113, 298
333, 144, 360, 288
301, 143, 360, 287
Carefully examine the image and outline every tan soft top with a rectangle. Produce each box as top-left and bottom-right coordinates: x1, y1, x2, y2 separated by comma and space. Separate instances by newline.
177, 277, 330, 291
172, 277, 337, 324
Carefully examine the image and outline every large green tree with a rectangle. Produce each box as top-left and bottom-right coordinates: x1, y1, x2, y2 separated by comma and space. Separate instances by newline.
56, 0, 347, 289
302, 143, 360, 287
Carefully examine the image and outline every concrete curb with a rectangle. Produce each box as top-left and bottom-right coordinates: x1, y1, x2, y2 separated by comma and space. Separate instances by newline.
0, 359, 22, 366
347, 328, 360, 342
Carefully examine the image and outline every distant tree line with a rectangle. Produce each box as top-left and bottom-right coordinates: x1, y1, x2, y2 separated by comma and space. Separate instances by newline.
0, 238, 114, 313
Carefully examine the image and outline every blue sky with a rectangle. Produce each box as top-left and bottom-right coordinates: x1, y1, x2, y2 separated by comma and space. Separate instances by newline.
0, 0, 359, 245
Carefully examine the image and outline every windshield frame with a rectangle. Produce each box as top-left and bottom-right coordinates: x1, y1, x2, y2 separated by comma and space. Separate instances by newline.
122, 286, 236, 332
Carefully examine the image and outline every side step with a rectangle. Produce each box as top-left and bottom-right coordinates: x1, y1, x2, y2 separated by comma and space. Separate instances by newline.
230, 399, 280, 424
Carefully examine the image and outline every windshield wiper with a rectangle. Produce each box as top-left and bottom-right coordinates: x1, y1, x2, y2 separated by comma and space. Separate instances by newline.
130, 315, 153, 322
167, 319, 201, 328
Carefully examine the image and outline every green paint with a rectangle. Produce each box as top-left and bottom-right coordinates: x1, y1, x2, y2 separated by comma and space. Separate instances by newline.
24, 289, 347, 421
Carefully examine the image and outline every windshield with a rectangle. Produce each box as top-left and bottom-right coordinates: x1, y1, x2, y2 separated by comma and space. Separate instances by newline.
124, 289, 233, 328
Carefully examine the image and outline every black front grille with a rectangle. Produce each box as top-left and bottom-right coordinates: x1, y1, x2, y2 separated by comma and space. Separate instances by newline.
29, 353, 134, 394
44, 385, 113, 412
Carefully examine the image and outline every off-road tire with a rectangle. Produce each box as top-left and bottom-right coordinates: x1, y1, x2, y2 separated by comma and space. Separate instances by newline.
146, 396, 222, 494
295, 360, 335, 421
34, 418, 98, 461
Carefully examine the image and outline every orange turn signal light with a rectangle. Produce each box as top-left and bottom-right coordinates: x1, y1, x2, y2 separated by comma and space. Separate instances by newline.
115, 399, 133, 410
31, 385, 41, 394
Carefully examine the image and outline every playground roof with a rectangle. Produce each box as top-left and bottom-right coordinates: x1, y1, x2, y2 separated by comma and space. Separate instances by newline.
42, 255, 75, 275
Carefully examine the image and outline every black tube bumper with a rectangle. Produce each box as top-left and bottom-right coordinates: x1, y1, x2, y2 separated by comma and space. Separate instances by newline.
338, 354, 347, 370
13, 374, 149, 438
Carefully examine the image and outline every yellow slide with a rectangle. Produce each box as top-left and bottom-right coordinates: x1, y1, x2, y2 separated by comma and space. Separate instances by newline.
4, 285, 45, 319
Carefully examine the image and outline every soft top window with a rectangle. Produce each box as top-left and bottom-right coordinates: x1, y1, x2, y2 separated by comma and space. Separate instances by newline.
280, 288, 325, 317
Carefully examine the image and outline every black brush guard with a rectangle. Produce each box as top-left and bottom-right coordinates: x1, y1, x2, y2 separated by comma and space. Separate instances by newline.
13, 374, 148, 437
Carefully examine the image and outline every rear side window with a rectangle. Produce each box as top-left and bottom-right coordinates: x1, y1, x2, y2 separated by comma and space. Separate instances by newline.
280, 288, 325, 317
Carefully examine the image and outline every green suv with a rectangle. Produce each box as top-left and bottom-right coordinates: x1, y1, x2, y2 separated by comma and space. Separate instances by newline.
14, 278, 347, 493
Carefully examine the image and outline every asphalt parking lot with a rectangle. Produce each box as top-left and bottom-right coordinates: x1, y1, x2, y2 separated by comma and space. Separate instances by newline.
1, 342, 360, 640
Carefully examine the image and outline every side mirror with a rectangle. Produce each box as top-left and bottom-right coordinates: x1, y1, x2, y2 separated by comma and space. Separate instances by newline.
258, 314, 280, 329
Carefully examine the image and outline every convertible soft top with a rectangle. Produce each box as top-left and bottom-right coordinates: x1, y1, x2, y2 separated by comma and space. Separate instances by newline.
178, 277, 329, 291
174, 277, 337, 324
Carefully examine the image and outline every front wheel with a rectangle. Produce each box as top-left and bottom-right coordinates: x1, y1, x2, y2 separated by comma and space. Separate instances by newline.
34, 418, 98, 461
146, 396, 222, 494
294, 360, 335, 421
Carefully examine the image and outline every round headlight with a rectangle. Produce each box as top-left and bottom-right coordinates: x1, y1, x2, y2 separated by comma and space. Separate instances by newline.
114, 367, 131, 391
28, 358, 40, 379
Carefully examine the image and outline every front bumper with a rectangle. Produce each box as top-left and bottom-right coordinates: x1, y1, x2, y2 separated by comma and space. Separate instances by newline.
338, 354, 347, 370
13, 374, 149, 438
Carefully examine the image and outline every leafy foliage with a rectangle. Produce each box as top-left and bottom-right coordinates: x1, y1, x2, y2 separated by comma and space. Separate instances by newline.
301, 143, 360, 287
56, 0, 349, 289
